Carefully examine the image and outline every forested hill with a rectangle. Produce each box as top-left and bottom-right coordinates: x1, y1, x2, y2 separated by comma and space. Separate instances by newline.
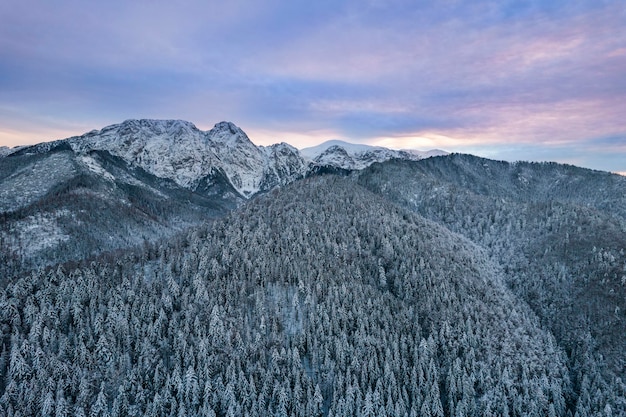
1, 175, 575, 416
366, 154, 626, 219
356, 155, 626, 414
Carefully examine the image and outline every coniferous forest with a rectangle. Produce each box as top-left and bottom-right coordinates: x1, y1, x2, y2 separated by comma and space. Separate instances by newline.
1, 154, 626, 416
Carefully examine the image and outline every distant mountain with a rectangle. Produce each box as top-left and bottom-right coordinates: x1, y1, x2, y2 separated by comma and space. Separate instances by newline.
22, 119, 307, 198
3, 121, 446, 199
301, 139, 447, 170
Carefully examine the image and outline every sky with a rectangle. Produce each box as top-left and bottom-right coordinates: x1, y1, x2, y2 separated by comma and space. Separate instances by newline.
1, 0, 625, 174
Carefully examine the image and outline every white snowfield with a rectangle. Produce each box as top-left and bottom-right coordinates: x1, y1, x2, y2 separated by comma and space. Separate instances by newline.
7, 120, 446, 198
301, 139, 448, 170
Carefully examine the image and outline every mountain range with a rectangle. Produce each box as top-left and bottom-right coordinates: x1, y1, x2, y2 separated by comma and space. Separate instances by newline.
2, 119, 446, 201
1, 119, 625, 416
0, 119, 445, 273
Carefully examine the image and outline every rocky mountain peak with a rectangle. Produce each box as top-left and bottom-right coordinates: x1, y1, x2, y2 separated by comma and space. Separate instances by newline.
208, 121, 253, 146
213, 121, 240, 134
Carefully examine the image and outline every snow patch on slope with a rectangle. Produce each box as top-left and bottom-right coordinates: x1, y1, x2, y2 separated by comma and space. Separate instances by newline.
78, 154, 115, 181
13, 210, 71, 256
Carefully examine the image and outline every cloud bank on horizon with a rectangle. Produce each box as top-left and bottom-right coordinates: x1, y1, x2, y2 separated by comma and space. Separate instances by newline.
1, 0, 625, 172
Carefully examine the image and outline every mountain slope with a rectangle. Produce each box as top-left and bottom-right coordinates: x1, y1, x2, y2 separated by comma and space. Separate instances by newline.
356, 155, 626, 414
0, 175, 571, 417
376, 153, 626, 219
0, 144, 239, 278
1, 119, 447, 205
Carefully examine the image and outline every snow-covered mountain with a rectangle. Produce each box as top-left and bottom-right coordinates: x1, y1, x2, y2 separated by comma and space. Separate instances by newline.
8, 119, 305, 198
260, 142, 309, 189
301, 139, 448, 170
67, 119, 218, 191
5, 120, 446, 199
205, 122, 307, 197
65, 121, 446, 195
62, 119, 306, 198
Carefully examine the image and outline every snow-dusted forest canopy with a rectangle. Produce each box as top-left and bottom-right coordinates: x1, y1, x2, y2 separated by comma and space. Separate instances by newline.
1, 150, 625, 416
